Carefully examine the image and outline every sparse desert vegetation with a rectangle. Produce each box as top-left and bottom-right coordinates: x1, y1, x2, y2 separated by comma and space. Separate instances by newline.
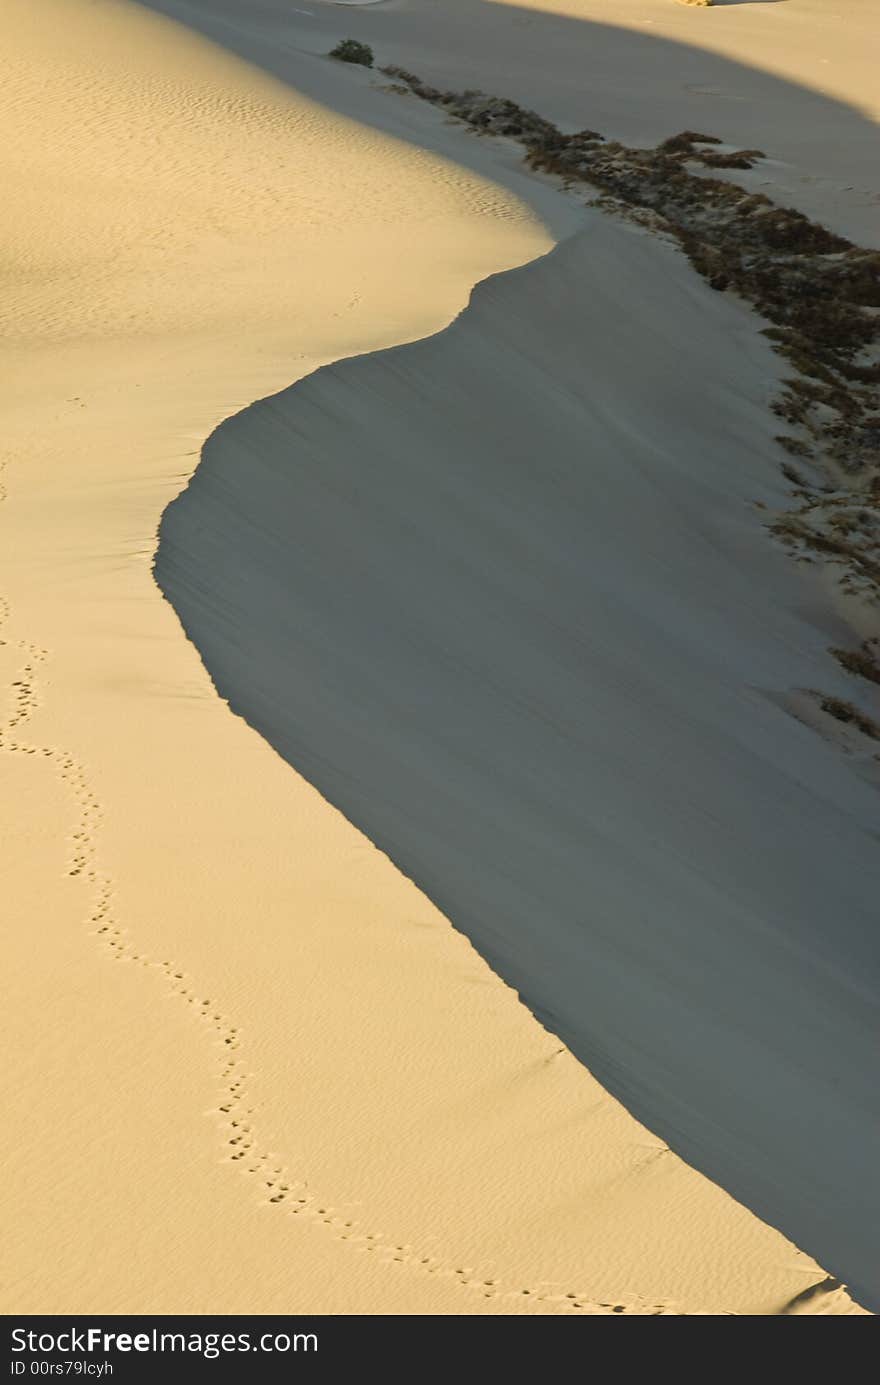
817, 694, 880, 741
830, 640, 880, 687
378, 64, 880, 620
329, 39, 374, 69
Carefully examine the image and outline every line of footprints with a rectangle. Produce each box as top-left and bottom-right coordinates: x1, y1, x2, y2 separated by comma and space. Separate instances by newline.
0, 593, 684, 1316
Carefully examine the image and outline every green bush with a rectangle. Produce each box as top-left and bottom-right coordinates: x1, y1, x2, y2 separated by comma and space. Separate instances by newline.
329, 39, 374, 68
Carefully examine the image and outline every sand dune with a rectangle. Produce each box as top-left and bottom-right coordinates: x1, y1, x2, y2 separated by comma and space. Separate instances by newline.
157, 216, 880, 1308
144, 0, 880, 244
3, 0, 876, 1315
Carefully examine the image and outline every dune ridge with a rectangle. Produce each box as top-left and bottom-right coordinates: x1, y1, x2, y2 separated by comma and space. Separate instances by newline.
144, 0, 880, 244
157, 215, 880, 1309
1, 591, 712, 1315
4, 0, 876, 1315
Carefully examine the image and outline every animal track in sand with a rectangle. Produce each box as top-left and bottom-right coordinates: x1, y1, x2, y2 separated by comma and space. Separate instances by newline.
0, 575, 707, 1315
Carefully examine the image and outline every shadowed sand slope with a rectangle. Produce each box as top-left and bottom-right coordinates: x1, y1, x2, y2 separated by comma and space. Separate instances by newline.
5, 0, 876, 1316
157, 217, 880, 1309
141, 0, 880, 244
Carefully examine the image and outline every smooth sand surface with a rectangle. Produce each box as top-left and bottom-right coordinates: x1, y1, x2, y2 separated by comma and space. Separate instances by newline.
148, 0, 880, 244
3, 0, 875, 1315
159, 218, 880, 1309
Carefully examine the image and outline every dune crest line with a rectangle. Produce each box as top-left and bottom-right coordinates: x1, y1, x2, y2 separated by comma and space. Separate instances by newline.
155, 66, 879, 1305
8, 0, 878, 1315
0, 586, 704, 1315
379, 64, 880, 621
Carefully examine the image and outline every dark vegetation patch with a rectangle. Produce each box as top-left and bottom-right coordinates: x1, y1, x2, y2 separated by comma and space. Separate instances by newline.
817, 695, 880, 741
830, 641, 880, 687
379, 65, 880, 614
329, 39, 374, 68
